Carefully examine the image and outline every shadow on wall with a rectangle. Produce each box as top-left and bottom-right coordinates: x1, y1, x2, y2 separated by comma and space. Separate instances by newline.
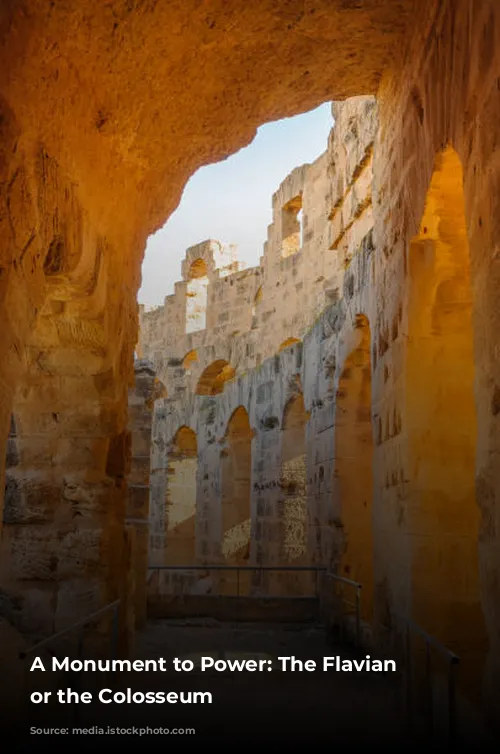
165, 426, 197, 565
406, 145, 488, 701
275, 391, 311, 595
219, 407, 253, 595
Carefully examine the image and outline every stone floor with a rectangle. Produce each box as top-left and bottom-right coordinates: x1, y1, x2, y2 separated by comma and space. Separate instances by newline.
12, 619, 499, 748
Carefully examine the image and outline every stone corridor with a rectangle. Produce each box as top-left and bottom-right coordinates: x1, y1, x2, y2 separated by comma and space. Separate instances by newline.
1, 0, 500, 744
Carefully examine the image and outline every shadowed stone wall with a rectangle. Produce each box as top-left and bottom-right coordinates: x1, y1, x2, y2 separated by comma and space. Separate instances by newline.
1, 0, 500, 728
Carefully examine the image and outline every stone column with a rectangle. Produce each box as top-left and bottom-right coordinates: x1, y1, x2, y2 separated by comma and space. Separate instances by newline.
126, 359, 165, 628
149, 401, 168, 565
0, 369, 130, 645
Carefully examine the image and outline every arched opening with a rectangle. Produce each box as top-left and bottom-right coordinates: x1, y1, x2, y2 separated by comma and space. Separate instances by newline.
165, 426, 197, 565
196, 359, 235, 396
278, 337, 300, 353
188, 258, 208, 278
182, 349, 198, 372
220, 407, 252, 594
279, 392, 309, 594
334, 314, 374, 622
186, 258, 209, 333
281, 194, 303, 258
406, 146, 487, 696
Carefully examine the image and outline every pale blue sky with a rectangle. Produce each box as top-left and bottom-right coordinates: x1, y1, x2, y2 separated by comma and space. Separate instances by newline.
138, 102, 333, 308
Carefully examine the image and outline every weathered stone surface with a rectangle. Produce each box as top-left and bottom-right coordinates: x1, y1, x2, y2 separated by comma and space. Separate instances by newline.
0, 0, 500, 733
142, 99, 375, 609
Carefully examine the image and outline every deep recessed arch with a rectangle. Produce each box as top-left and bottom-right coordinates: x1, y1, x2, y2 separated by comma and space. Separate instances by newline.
196, 359, 235, 396
220, 406, 253, 592
406, 145, 487, 697
280, 393, 309, 591
164, 425, 198, 564
187, 258, 208, 279
171, 425, 197, 456
281, 194, 303, 257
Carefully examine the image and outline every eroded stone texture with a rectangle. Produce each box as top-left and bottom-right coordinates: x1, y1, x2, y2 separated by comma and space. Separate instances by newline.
0, 1, 409, 646
0, 0, 500, 731
141, 97, 376, 599
141, 34, 500, 721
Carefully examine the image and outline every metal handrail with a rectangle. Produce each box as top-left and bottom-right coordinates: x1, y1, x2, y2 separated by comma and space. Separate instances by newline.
405, 617, 459, 663
148, 564, 327, 599
19, 600, 121, 659
323, 572, 362, 589
322, 571, 362, 646
397, 614, 459, 745
320, 576, 458, 743
148, 565, 328, 571
18, 599, 120, 728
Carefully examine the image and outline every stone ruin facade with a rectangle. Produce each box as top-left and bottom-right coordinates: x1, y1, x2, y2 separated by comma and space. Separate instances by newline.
139, 87, 494, 712
0, 0, 500, 733
139, 97, 377, 606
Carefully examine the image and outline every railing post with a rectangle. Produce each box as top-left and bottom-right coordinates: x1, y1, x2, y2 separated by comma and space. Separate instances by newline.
425, 641, 433, 739
236, 568, 240, 597
448, 658, 458, 746
340, 582, 344, 643
405, 622, 412, 736
355, 586, 361, 648
111, 603, 119, 661
74, 626, 85, 727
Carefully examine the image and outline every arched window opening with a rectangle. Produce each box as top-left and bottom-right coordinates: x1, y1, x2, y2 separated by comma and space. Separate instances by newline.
164, 426, 197, 565
220, 407, 253, 594
334, 314, 374, 622
196, 360, 235, 396
406, 146, 487, 699
186, 258, 209, 333
278, 392, 309, 595
281, 194, 303, 258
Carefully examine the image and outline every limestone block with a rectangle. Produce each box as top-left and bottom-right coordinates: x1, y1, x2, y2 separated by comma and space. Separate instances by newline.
3, 475, 59, 525
127, 485, 149, 517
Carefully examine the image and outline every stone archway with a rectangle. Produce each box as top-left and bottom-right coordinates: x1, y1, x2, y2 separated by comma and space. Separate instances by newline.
406, 146, 488, 698
219, 406, 253, 594
165, 426, 198, 565
196, 360, 235, 396
279, 392, 309, 595
182, 349, 199, 372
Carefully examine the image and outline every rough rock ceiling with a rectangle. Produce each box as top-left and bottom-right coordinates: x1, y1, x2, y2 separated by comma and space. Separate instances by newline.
0, 0, 415, 248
